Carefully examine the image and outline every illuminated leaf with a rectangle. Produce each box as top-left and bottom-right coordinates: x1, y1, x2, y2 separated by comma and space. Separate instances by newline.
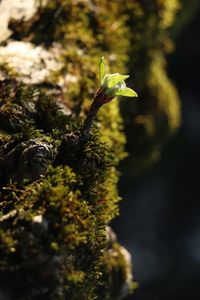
106, 74, 129, 88
116, 87, 138, 97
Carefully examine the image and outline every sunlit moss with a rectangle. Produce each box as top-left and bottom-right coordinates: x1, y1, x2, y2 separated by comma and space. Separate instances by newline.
0, 0, 189, 298
119, 0, 182, 174
157, 0, 181, 29
99, 242, 137, 300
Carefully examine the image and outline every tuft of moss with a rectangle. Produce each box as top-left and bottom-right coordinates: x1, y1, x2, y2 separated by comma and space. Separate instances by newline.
0, 79, 129, 299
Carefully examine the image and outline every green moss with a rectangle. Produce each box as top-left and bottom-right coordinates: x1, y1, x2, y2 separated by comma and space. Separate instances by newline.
121, 53, 181, 173
119, 0, 181, 174
1, 0, 184, 175
0, 62, 18, 79
99, 242, 137, 300
0, 0, 189, 298
0, 163, 119, 299
0, 130, 12, 145
0, 79, 126, 299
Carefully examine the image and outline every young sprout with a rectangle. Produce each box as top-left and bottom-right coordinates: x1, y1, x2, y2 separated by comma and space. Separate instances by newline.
81, 57, 138, 142
98, 56, 138, 103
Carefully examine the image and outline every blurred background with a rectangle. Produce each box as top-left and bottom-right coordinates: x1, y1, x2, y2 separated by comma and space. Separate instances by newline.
113, 8, 200, 300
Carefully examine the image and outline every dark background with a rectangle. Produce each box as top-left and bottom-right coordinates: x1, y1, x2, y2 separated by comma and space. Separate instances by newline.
113, 9, 200, 300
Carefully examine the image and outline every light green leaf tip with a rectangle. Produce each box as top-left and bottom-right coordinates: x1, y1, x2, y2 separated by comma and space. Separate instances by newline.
107, 74, 129, 88
116, 87, 138, 97
98, 56, 138, 98
99, 56, 105, 84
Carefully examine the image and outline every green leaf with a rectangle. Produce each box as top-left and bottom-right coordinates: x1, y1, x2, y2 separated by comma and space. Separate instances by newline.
107, 74, 129, 88
116, 87, 138, 97
99, 56, 105, 84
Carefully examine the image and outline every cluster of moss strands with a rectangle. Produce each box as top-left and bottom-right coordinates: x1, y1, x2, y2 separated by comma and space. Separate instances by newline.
2, 0, 182, 174
42, 0, 128, 163
9, 0, 130, 106
22, 0, 182, 173
0, 81, 125, 299
99, 242, 138, 300
0, 167, 101, 299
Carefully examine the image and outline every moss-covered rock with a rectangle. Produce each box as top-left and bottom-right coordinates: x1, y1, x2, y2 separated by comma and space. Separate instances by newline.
0, 0, 184, 175
0, 1, 130, 297
0, 81, 128, 299
0, 0, 193, 299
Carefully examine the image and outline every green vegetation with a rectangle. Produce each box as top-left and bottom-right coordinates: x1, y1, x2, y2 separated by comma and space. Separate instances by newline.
0, 0, 193, 299
0, 79, 130, 299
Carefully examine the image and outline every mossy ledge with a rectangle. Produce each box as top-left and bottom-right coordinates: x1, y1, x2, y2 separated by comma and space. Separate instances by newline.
0, 80, 134, 300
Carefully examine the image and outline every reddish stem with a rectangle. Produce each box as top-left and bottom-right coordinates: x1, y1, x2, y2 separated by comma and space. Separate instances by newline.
81, 88, 114, 143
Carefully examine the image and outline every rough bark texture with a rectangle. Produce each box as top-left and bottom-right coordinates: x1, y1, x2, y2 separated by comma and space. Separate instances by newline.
0, 0, 190, 299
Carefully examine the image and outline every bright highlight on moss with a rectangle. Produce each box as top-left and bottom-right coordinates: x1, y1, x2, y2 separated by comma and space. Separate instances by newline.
99, 56, 138, 98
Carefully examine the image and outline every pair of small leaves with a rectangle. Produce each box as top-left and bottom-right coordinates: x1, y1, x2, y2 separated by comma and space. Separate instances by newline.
99, 57, 138, 98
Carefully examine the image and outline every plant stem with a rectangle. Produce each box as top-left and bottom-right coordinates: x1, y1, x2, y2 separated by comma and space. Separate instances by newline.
81, 100, 102, 143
